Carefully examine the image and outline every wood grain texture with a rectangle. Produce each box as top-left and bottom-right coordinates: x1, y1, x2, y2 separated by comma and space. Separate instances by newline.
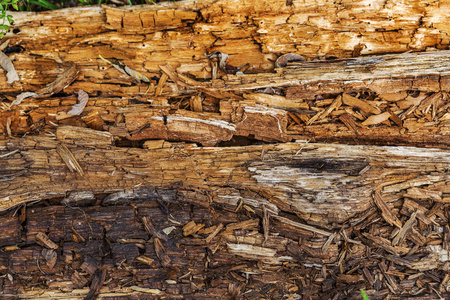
1, 129, 449, 224
0, 1, 450, 299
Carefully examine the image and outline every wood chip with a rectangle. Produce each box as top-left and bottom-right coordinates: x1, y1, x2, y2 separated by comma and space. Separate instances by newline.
71, 271, 88, 288
379, 91, 407, 101
273, 215, 332, 236
177, 73, 205, 87
135, 255, 155, 266
339, 113, 360, 134
417, 92, 441, 112
130, 286, 162, 294
386, 107, 403, 127
0, 39, 10, 51
379, 261, 402, 294
383, 176, 443, 193
400, 199, 433, 225
288, 112, 303, 125
386, 254, 440, 272
343, 106, 365, 120
154, 237, 171, 267
85, 268, 106, 300
307, 95, 342, 125
159, 63, 181, 85
362, 111, 391, 126
338, 274, 364, 283
143, 140, 168, 150
321, 232, 337, 253
244, 93, 309, 109
36, 232, 58, 249
155, 72, 168, 96
227, 243, 275, 257
56, 144, 84, 176
142, 216, 169, 241
37, 62, 78, 96
190, 93, 203, 112
397, 92, 427, 110
205, 223, 223, 243
210, 58, 218, 80
183, 220, 205, 236
262, 205, 269, 243
362, 267, 375, 286
403, 187, 442, 202
373, 191, 402, 228
41, 249, 57, 269
408, 228, 426, 246
392, 211, 417, 246
362, 232, 409, 255
71, 226, 86, 243
225, 219, 259, 231
342, 93, 381, 115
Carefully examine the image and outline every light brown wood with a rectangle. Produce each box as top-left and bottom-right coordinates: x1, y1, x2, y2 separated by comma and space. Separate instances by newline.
1, 128, 449, 225
2, 21, 450, 147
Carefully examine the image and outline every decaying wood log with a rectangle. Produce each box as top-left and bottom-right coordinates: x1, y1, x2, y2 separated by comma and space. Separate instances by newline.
1, 126, 449, 223
1, 128, 449, 299
0, 0, 450, 299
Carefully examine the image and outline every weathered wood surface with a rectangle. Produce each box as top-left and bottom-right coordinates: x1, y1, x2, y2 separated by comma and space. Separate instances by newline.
0, 1, 449, 148
1, 129, 449, 298
0, 182, 449, 299
1, 128, 449, 223
0, 0, 450, 299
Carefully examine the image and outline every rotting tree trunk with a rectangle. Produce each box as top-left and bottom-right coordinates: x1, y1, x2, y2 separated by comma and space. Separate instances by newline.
0, 1, 450, 299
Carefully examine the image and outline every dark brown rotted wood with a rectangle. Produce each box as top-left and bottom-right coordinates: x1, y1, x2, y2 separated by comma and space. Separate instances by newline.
0, 215, 20, 247
0, 196, 449, 299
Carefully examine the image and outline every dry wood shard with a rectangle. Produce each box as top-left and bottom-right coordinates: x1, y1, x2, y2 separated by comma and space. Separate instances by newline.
373, 191, 403, 228
56, 144, 84, 176
37, 62, 78, 97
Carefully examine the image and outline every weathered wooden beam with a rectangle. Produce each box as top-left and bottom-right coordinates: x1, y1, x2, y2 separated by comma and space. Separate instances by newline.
3, 51, 450, 147
1, 126, 449, 225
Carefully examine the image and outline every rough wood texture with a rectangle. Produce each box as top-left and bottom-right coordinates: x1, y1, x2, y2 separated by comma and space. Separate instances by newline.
0, 1, 449, 147
1, 130, 449, 298
1, 129, 449, 224
0, 1, 450, 299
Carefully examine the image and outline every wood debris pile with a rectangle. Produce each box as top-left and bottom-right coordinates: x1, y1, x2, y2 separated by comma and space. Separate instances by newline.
0, 181, 448, 299
286, 91, 450, 133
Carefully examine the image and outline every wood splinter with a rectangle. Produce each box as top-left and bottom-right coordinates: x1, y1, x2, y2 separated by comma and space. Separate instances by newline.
56, 144, 84, 176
